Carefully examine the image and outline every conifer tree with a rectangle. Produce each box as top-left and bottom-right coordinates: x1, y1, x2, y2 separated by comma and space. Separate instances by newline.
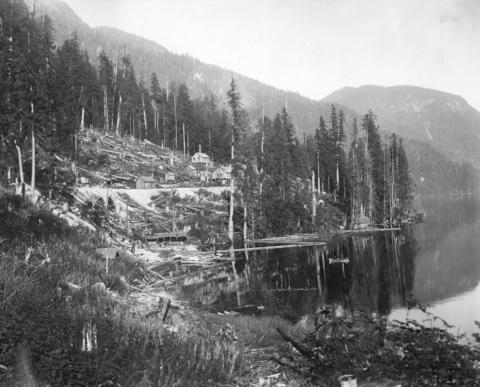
149, 72, 162, 144
363, 111, 385, 223
396, 138, 412, 215
98, 51, 114, 132
177, 83, 193, 154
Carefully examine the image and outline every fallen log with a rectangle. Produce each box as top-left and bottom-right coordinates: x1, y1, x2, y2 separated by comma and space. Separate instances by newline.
147, 268, 165, 281
276, 328, 314, 358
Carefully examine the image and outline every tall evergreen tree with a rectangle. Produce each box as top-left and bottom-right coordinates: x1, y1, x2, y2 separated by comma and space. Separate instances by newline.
363, 111, 385, 223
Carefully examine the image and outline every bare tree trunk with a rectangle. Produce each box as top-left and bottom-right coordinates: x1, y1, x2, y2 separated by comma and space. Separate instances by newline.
103, 85, 109, 131
30, 97, 36, 201
80, 107, 85, 131
16, 132, 24, 199
251, 211, 255, 243
229, 132, 235, 260
16, 142, 24, 184
111, 53, 119, 130
229, 129, 238, 304
317, 155, 320, 193
259, 118, 265, 195
31, 127, 35, 195
208, 129, 212, 158
156, 113, 160, 143
311, 169, 316, 229
162, 102, 166, 148
142, 94, 148, 139
243, 204, 249, 261
335, 159, 339, 201
116, 94, 122, 136
182, 122, 186, 156
173, 90, 178, 152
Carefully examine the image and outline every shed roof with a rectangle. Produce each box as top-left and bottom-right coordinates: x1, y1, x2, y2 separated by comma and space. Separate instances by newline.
192, 152, 210, 158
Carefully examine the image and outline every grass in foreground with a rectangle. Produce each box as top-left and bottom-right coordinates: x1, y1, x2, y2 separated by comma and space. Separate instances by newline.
0, 192, 242, 386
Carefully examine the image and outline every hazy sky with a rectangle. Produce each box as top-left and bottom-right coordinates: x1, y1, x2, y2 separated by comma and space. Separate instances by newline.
62, 0, 480, 109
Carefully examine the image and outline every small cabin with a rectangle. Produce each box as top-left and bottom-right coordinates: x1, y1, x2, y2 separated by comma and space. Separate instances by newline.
352, 216, 371, 230
191, 145, 210, 165
200, 169, 212, 183
78, 176, 90, 186
185, 165, 197, 177
108, 176, 135, 189
192, 152, 210, 165
212, 166, 232, 185
165, 171, 175, 183
136, 176, 156, 189
193, 164, 213, 183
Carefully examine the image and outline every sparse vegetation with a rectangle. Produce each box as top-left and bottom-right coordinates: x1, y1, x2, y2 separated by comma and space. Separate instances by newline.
274, 307, 480, 386
0, 192, 243, 386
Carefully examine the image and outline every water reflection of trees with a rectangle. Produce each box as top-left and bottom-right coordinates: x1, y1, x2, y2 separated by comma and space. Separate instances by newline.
324, 229, 417, 316
171, 229, 418, 318
235, 229, 419, 318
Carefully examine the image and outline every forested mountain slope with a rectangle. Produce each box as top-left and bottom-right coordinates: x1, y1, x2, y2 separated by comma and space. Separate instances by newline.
36, 0, 354, 138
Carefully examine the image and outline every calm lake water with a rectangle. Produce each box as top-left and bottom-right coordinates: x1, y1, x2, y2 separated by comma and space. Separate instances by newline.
170, 197, 480, 337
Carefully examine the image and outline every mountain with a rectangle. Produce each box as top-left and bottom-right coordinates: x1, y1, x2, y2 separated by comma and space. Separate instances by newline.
36, 0, 353, 138
324, 85, 480, 168
403, 139, 478, 196
35, 0, 479, 195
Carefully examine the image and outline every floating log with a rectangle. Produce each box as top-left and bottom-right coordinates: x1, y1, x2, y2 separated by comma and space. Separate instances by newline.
328, 258, 350, 264
341, 227, 401, 234
254, 240, 327, 246
252, 233, 328, 244
214, 242, 326, 255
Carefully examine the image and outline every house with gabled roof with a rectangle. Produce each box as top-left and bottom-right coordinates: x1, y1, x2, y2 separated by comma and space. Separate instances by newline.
212, 165, 232, 185
191, 145, 210, 165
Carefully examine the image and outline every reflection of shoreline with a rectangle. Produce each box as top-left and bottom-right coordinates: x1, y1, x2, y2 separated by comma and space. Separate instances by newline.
390, 282, 480, 338
412, 217, 480, 304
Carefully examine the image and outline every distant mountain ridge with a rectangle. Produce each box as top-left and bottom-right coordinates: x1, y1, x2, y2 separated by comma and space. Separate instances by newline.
324, 85, 480, 168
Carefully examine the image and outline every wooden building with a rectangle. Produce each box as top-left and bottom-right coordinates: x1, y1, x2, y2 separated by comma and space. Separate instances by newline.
136, 176, 157, 189
212, 165, 232, 185
165, 171, 175, 183
191, 145, 210, 165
